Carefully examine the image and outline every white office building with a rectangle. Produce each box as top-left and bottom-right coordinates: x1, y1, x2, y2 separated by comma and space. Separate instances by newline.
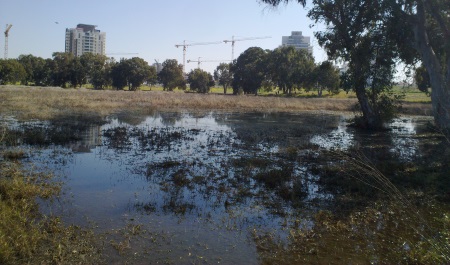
281, 31, 312, 54
65, 24, 106, 56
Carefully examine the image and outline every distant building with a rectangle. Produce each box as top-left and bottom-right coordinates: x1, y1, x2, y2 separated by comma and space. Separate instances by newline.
65, 24, 106, 57
281, 31, 312, 54
152, 61, 163, 73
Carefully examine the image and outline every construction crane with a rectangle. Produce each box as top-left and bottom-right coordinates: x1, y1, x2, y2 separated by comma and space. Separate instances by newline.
175, 40, 222, 73
187, 57, 232, 69
223, 36, 271, 61
4, 24, 12, 59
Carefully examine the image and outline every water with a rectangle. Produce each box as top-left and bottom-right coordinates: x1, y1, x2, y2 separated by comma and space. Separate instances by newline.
1, 111, 440, 263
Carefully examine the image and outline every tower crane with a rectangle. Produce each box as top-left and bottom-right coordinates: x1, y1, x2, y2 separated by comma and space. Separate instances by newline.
187, 57, 232, 69
4, 24, 12, 59
175, 40, 222, 73
223, 36, 271, 61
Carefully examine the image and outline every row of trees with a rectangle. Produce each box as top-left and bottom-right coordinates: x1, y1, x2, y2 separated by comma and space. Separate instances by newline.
228, 46, 340, 96
0, 53, 157, 90
0, 46, 340, 96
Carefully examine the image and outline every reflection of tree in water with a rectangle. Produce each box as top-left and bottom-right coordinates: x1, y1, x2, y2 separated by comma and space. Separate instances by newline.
114, 112, 149, 126
159, 112, 183, 126
222, 112, 340, 148
5, 114, 104, 151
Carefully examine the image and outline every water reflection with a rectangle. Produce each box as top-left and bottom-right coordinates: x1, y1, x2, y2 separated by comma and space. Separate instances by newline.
1, 111, 439, 264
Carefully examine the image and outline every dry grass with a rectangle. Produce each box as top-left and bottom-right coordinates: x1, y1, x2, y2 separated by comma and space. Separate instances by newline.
0, 85, 432, 120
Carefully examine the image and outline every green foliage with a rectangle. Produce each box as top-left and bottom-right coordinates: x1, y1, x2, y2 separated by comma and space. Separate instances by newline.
214, 62, 233, 94
187, 68, 214, 93
414, 65, 431, 95
308, 61, 340, 96
157, 59, 186, 91
267, 46, 315, 95
261, 0, 450, 130
110, 57, 154, 91
231, 47, 268, 95
0, 59, 26, 85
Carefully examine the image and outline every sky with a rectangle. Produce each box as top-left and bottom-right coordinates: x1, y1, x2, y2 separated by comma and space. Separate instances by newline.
0, 0, 327, 74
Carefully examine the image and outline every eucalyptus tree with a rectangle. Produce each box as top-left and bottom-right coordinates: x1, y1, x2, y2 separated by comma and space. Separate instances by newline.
268, 46, 315, 95
157, 59, 186, 91
260, 0, 450, 130
214, 63, 233, 94
231, 47, 268, 95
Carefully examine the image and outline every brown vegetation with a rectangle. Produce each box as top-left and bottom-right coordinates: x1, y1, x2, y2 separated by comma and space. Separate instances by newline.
0, 85, 431, 120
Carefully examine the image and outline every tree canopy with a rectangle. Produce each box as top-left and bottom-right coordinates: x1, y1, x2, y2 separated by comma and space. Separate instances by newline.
267, 46, 315, 95
231, 47, 268, 95
187, 68, 215, 93
158, 59, 186, 91
214, 63, 233, 94
260, 0, 450, 130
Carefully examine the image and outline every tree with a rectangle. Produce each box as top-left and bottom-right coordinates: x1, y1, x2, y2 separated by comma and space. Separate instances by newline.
17, 54, 44, 85
414, 65, 430, 94
69, 56, 84, 88
188, 69, 215, 93
267, 46, 315, 95
51, 52, 75, 88
308, 61, 341, 97
231, 47, 268, 95
260, 0, 450, 131
214, 63, 233, 94
0, 59, 26, 85
157, 59, 186, 91
90, 56, 113, 90
262, 0, 402, 128
110, 59, 129, 90
123, 57, 154, 91
146, 65, 158, 87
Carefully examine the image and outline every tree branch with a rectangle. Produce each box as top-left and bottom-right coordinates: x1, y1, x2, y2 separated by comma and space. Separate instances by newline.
423, 0, 450, 39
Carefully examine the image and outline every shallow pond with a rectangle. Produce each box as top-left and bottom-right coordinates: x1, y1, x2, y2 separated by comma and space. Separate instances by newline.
1, 111, 447, 264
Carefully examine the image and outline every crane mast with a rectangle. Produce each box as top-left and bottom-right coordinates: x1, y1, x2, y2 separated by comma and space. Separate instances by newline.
223, 35, 271, 61
4, 24, 12, 59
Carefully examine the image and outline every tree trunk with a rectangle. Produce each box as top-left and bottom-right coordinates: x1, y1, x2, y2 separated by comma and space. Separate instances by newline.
355, 84, 379, 128
413, 3, 450, 131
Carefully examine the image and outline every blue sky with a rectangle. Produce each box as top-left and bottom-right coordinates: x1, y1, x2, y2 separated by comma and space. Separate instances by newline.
1, 0, 327, 73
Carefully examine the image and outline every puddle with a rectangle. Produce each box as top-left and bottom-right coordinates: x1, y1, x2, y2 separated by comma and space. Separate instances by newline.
0, 111, 440, 263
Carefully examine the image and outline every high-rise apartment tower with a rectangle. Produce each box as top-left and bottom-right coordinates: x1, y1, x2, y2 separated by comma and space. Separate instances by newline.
281, 31, 312, 54
65, 24, 106, 56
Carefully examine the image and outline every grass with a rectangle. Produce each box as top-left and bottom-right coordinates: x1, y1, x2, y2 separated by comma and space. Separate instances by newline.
0, 85, 431, 121
0, 160, 102, 264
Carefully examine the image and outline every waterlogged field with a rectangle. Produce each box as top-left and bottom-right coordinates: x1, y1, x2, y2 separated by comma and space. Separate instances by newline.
1, 111, 449, 264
